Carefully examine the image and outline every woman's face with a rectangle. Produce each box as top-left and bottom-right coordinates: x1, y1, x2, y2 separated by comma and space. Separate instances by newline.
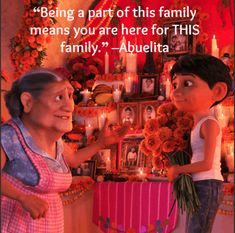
26, 80, 74, 134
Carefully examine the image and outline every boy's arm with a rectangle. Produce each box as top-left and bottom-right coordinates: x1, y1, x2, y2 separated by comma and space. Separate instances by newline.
168, 119, 220, 181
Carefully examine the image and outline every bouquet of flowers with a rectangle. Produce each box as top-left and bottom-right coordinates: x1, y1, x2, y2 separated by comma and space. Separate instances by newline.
140, 102, 200, 214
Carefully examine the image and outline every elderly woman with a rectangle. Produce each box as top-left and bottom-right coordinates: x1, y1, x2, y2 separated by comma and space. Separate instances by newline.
1, 69, 129, 233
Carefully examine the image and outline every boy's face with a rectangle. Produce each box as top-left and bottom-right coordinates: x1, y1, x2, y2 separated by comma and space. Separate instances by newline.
171, 74, 214, 114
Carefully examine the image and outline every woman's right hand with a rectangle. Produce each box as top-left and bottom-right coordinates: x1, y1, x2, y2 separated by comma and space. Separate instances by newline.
19, 194, 49, 219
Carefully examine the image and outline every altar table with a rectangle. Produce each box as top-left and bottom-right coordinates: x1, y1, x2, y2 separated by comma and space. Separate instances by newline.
92, 182, 178, 233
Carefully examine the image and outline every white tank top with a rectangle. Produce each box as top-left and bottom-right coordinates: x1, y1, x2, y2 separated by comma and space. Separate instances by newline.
191, 116, 223, 181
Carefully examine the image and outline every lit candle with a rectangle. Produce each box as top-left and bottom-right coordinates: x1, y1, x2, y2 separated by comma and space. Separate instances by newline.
218, 113, 229, 128
165, 78, 171, 99
211, 35, 219, 58
98, 113, 106, 130
138, 167, 146, 180
112, 89, 121, 102
105, 52, 109, 74
106, 156, 111, 171
124, 76, 133, 93
120, 36, 126, 67
126, 52, 137, 73
81, 89, 91, 103
85, 124, 93, 137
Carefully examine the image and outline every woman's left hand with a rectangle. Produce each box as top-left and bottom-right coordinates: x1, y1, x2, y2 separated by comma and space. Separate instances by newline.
97, 119, 130, 147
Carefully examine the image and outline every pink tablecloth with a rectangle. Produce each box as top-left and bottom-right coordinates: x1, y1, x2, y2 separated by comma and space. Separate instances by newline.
93, 182, 178, 233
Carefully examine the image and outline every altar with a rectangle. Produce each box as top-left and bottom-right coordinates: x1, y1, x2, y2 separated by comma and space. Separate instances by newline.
63, 181, 234, 233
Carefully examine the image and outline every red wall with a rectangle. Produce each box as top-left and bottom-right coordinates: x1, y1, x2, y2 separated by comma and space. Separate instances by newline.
89, 0, 234, 72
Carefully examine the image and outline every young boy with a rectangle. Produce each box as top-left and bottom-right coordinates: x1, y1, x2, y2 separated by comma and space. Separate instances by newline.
167, 54, 232, 233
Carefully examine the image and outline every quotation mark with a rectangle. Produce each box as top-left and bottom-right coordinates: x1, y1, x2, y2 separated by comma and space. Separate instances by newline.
33, 7, 41, 13
102, 42, 109, 47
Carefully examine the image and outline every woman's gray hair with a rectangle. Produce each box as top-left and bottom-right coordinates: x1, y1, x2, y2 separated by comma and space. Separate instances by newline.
4, 68, 67, 117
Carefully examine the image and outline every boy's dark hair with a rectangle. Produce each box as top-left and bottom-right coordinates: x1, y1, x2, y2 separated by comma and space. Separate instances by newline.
170, 54, 232, 107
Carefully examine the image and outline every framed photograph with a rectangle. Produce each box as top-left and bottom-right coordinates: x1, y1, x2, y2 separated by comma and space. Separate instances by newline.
139, 74, 158, 98
118, 136, 151, 172
92, 149, 111, 169
160, 19, 194, 62
139, 100, 160, 128
76, 160, 96, 179
118, 102, 139, 129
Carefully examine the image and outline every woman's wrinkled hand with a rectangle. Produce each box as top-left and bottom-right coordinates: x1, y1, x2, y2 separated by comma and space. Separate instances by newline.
97, 119, 130, 147
19, 194, 49, 220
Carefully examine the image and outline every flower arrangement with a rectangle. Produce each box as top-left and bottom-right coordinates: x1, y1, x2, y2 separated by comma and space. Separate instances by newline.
10, 0, 58, 79
55, 53, 103, 104
67, 52, 103, 90
140, 102, 200, 214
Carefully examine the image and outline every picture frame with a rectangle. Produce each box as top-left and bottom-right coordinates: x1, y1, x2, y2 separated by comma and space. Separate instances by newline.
92, 149, 111, 170
118, 135, 152, 173
75, 160, 96, 179
160, 18, 195, 62
139, 74, 159, 98
139, 100, 160, 128
118, 102, 139, 129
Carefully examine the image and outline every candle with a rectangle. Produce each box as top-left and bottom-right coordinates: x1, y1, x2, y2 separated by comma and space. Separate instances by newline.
165, 78, 171, 99
85, 124, 93, 137
81, 89, 91, 103
124, 75, 133, 93
105, 52, 109, 74
98, 113, 106, 130
120, 36, 126, 67
218, 113, 229, 128
126, 52, 137, 73
106, 156, 111, 171
112, 89, 121, 102
211, 35, 219, 58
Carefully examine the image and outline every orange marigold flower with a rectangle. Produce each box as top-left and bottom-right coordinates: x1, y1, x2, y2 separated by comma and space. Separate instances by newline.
27, 36, 35, 43
157, 102, 177, 116
25, 18, 33, 26
88, 65, 98, 74
23, 51, 30, 58
156, 115, 168, 126
92, 57, 103, 66
177, 117, 193, 130
139, 140, 152, 156
145, 134, 161, 151
143, 119, 159, 136
173, 128, 186, 140
156, 127, 172, 142
72, 62, 83, 72
162, 139, 177, 153
175, 139, 188, 151
80, 52, 90, 59
36, 35, 45, 44
31, 50, 38, 58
